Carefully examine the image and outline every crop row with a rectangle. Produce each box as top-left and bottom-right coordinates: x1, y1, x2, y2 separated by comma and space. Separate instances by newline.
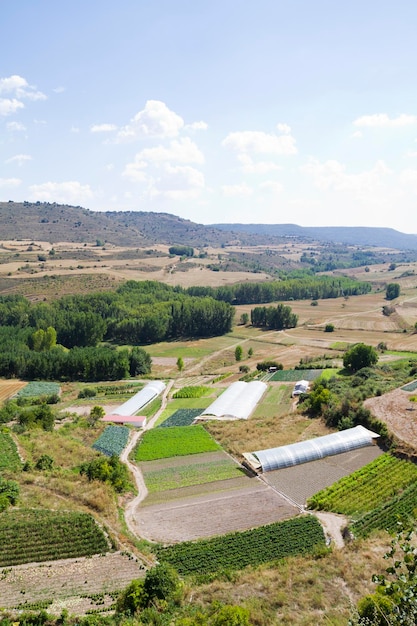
0, 431, 22, 471
173, 386, 212, 399
141, 458, 241, 493
156, 515, 325, 574
92, 425, 129, 457
16, 381, 60, 398
0, 509, 110, 567
270, 369, 324, 382
135, 425, 220, 461
158, 408, 203, 428
350, 481, 417, 538
307, 454, 417, 515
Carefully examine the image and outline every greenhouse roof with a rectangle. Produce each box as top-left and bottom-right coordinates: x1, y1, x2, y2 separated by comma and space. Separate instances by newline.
201, 380, 267, 420
114, 380, 166, 416
250, 425, 380, 472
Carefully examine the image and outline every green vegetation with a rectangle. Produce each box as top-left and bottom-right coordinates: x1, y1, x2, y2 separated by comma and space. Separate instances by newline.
156, 516, 326, 575
307, 454, 417, 516
251, 303, 298, 330
0, 476, 19, 511
0, 509, 110, 566
385, 282, 400, 300
141, 457, 242, 493
173, 386, 212, 399
16, 381, 60, 398
158, 408, 204, 427
134, 425, 221, 461
343, 343, 378, 372
168, 245, 194, 257
0, 431, 22, 471
270, 369, 324, 381
92, 425, 129, 457
80, 454, 132, 492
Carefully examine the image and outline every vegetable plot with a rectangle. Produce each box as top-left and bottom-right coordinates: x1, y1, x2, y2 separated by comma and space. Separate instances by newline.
158, 408, 203, 428
141, 457, 242, 492
0, 431, 22, 471
135, 425, 220, 461
92, 425, 129, 457
156, 515, 325, 574
307, 454, 417, 516
0, 509, 110, 566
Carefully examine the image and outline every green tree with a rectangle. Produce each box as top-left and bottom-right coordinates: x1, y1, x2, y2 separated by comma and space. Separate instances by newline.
324, 323, 334, 332
386, 283, 400, 300
177, 356, 184, 372
235, 345, 243, 362
88, 405, 105, 427
0, 476, 19, 511
211, 605, 251, 626
343, 343, 378, 372
115, 578, 145, 615
143, 562, 183, 606
247, 347, 253, 357
240, 313, 249, 325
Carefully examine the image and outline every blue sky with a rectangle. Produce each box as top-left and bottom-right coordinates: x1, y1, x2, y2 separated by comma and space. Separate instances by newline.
1, 1, 417, 233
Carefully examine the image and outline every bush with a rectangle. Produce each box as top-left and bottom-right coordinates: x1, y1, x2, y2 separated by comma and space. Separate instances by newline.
256, 361, 283, 372
324, 324, 334, 332
78, 387, 97, 399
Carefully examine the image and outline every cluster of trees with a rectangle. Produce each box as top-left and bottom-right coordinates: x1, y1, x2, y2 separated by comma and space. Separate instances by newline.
0, 476, 19, 512
187, 274, 371, 304
168, 245, 194, 257
0, 345, 151, 382
79, 455, 130, 493
250, 304, 298, 330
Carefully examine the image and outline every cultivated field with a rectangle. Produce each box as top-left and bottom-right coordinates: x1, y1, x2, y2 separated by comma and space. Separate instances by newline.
0, 379, 27, 402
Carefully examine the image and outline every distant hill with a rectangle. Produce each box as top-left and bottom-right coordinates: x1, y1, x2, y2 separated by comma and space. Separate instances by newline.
211, 223, 417, 250
2, 202, 417, 250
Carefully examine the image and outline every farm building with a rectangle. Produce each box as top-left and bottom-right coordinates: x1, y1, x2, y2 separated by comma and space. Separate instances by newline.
102, 414, 147, 428
243, 425, 380, 473
112, 380, 166, 417
199, 380, 267, 420
292, 380, 309, 397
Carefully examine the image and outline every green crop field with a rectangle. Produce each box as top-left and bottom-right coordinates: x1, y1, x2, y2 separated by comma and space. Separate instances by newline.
0, 509, 110, 566
307, 454, 417, 516
16, 381, 61, 398
141, 457, 242, 492
156, 515, 325, 574
158, 408, 204, 428
173, 386, 212, 399
0, 431, 22, 471
350, 481, 417, 537
269, 369, 325, 382
134, 425, 221, 461
92, 425, 129, 457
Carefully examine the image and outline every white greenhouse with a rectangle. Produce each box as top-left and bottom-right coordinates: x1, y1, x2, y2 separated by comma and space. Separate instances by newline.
200, 380, 267, 420
113, 380, 166, 417
244, 425, 380, 472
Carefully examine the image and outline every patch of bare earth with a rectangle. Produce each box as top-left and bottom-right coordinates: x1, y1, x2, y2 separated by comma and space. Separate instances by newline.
364, 387, 417, 454
132, 480, 299, 543
0, 552, 146, 614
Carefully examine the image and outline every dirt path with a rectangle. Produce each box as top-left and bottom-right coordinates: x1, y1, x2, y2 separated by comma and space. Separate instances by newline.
314, 511, 347, 549
121, 380, 174, 546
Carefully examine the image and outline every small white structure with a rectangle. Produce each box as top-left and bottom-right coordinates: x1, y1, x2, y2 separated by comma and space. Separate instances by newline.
292, 380, 309, 397
113, 380, 166, 416
200, 380, 267, 420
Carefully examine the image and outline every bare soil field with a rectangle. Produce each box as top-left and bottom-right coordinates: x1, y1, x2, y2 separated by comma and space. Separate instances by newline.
0, 379, 27, 402
0, 552, 145, 614
132, 480, 298, 543
364, 387, 417, 453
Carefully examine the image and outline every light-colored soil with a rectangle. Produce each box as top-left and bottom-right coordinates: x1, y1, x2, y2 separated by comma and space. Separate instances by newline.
0, 552, 146, 612
364, 387, 417, 452
132, 481, 299, 543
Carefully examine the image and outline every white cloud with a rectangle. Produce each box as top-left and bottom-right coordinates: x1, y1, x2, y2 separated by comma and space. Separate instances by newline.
0, 75, 46, 101
237, 153, 281, 174
353, 113, 417, 128
150, 165, 205, 200
0, 98, 24, 116
0, 177, 21, 188
136, 138, 204, 165
5, 154, 32, 166
6, 121, 26, 132
276, 123, 291, 134
221, 183, 253, 197
116, 100, 184, 142
260, 180, 283, 194
302, 158, 391, 194
399, 168, 417, 187
90, 123, 118, 133
29, 181, 93, 204
222, 128, 297, 155
185, 121, 208, 131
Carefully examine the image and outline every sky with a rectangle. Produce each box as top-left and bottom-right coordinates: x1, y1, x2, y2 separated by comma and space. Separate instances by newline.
1, 1, 417, 233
